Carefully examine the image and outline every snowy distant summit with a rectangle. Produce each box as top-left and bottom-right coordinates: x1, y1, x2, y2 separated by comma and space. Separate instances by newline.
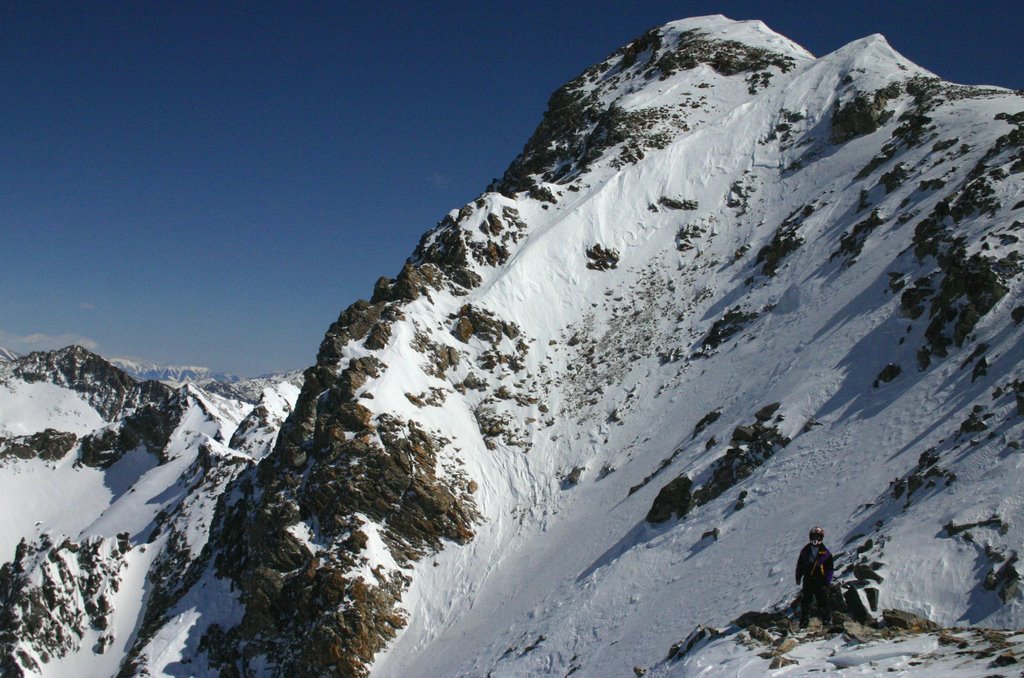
3, 16, 1024, 677
108, 356, 241, 386
107, 355, 304, 404
0, 346, 18, 362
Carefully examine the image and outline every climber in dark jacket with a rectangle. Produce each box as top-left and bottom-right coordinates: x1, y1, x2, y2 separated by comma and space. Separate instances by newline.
795, 526, 834, 628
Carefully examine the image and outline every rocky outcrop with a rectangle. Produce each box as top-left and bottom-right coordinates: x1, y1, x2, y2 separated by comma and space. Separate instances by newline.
910, 208, 1009, 369
585, 244, 620, 271
646, 475, 693, 523
831, 84, 899, 144
696, 420, 790, 505
985, 552, 1021, 603
78, 396, 187, 467
6, 346, 174, 422
648, 409, 790, 523
119, 441, 256, 675
755, 204, 815, 277
195, 260, 482, 677
411, 217, 483, 290
832, 209, 885, 265
204, 412, 478, 675
882, 608, 939, 633
0, 534, 131, 675
0, 429, 77, 461
1, 347, 190, 468
493, 24, 798, 194
700, 606, 1024, 675
702, 307, 759, 351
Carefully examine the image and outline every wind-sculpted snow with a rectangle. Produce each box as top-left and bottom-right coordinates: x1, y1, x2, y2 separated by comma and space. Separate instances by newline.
3, 13, 1024, 677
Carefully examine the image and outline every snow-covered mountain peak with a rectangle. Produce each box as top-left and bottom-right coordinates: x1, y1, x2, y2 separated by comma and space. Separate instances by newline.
108, 355, 240, 386
4, 15, 1024, 678
491, 17, 818, 197
662, 14, 814, 61
816, 31, 936, 87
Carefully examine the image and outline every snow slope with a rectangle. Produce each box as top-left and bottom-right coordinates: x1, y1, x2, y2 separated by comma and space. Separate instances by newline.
363, 16, 1024, 677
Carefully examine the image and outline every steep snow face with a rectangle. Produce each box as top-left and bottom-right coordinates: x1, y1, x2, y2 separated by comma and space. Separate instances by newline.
367, 17, 1024, 678
492, 15, 814, 197
228, 380, 302, 459
129, 14, 1023, 678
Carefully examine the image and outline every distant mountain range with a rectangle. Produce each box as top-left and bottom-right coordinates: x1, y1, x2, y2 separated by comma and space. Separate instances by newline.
106, 356, 241, 385
1, 346, 246, 386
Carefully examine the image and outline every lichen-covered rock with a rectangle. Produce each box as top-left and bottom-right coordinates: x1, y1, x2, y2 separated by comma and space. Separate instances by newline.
733, 610, 790, 629
769, 655, 798, 669
451, 304, 519, 345
371, 262, 445, 304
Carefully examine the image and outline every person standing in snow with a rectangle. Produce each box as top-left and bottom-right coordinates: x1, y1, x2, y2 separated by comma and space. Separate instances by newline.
795, 526, 834, 628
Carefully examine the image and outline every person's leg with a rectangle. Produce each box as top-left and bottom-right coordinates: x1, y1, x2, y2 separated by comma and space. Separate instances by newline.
815, 585, 832, 624
799, 587, 812, 627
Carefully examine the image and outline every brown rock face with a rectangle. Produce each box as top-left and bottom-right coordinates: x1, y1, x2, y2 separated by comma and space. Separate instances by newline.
0, 429, 77, 461
882, 608, 939, 633
646, 475, 694, 523
198, 262, 480, 677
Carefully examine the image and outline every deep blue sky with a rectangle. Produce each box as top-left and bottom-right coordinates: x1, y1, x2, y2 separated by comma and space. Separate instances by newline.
2, 2, 1020, 376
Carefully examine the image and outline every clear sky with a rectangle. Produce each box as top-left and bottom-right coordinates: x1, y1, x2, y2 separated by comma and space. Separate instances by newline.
2, 1, 1020, 376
